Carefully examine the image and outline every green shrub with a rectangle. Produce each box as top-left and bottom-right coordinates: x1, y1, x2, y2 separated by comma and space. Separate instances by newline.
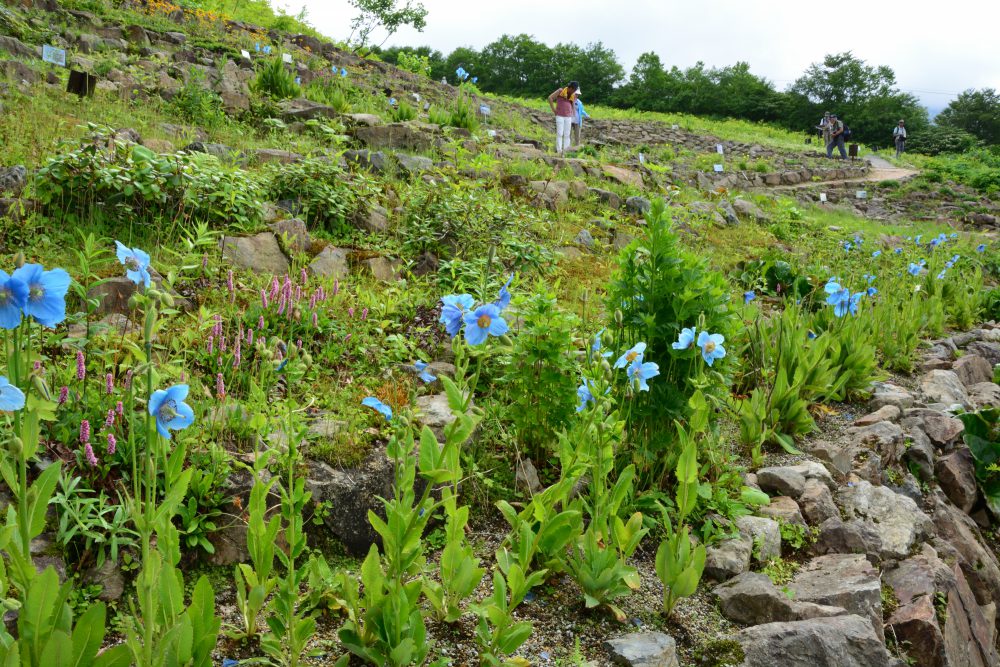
265, 158, 356, 234
501, 290, 579, 462
252, 56, 300, 100
427, 106, 450, 126
957, 408, 1000, 518
449, 96, 480, 132
391, 101, 417, 122
170, 68, 226, 128
396, 51, 432, 77
607, 198, 736, 486
305, 78, 351, 113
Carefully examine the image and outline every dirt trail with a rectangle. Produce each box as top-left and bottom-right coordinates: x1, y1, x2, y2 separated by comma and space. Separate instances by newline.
768, 155, 918, 191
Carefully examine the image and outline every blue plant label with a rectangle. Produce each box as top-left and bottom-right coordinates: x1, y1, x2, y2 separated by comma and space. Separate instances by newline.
479, 104, 491, 116
42, 45, 66, 67
713, 164, 724, 172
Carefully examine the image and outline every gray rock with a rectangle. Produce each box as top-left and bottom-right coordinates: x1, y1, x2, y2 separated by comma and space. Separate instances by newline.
931, 493, 1000, 606
221, 233, 289, 275
735, 515, 781, 562
83, 558, 125, 601
589, 187, 622, 208
732, 198, 769, 221
344, 149, 389, 173
717, 200, 739, 225
625, 196, 651, 215
734, 615, 891, 667
756, 467, 806, 497
515, 458, 541, 495
268, 218, 310, 254
613, 229, 636, 251
363, 256, 402, 282
356, 204, 389, 234
529, 180, 570, 206
788, 554, 883, 640
183, 141, 238, 159
758, 496, 806, 526
952, 355, 993, 387
0, 35, 37, 60
0, 165, 27, 195
308, 246, 349, 278
967, 382, 1000, 409
396, 153, 433, 175
853, 404, 900, 427
278, 98, 339, 121
415, 393, 455, 440
921, 370, 970, 408
605, 632, 678, 667
704, 533, 752, 582
687, 201, 728, 227
254, 148, 302, 165
966, 341, 1000, 366
920, 411, 964, 446
836, 481, 934, 560
714, 572, 846, 626
799, 478, 839, 525
354, 122, 434, 152
812, 517, 883, 561
574, 228, 595, 248
870, 385, 915, 412
847, 421, 904, 464
935, 448, 978, 514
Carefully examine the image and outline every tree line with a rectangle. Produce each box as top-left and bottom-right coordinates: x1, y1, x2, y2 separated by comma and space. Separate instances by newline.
373, 36, 1000, 154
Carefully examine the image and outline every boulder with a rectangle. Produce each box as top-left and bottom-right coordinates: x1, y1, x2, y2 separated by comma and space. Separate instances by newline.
921, 370, 970, 408
930, 493, 1000, 606
756, 467, 806, 497
308, 246, 349, 279
613, 229, 635, 251
846, 421, 904, 464
920, 411, 964, 446
799, 478, 839, 525
704, 533, 752, 582
625, 196, 651, 215
353, 123, 434, 152
362, 257, 402, 282
0, 35, 37, 60
687, 201, 728, 227
886, 595, 945, 667
123, 24, 150, 46
183, 142, 239, 159
268, 218, 310, 254
604, 632, 678, 667
307, 454, 395, 555
415, 393, 454, 440
757, 496, 806, 526
853, 404, 900, 427
278, 98, 339, 121
953, 355, 993, 387
254, 148, 302, 165
343, 113, 383, 126
734, 515, 781, 562
902, 424, 936, 482
589, 187, 622, 208
966, 341, 1000, 366
935, 448, 978, 513
870, 382, 915, 411
206, 522, 249, 566
836, 481, 933, 560
515, 458, 541, 495
602, 165, 644, 188
732, 198, 768, 221
356, 204, 390, 234
942, 563, 1000, 667
529, 180, 570, 206
344, 149, 389, 173
967, 382, 1000, 409
0, 165, 27, 195
717, 200, 740, 226
714, 572, 846, 626
396, 153, 433, 175
787, 554, 883, 639
733, 615, 891, 667
221, 233, 289, 275
82, 559, 125, 601
574, 228, 595, 249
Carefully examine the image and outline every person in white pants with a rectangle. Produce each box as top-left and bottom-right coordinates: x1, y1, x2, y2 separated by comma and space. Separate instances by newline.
547, 80, 579, 154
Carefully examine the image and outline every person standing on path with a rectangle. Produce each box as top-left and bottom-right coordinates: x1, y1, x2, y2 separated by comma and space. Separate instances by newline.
571, 91, 590, 148
818, 111, 832, 144
893, 120, 907, 158
826, 113, 847, 159
547, 80, 579, 154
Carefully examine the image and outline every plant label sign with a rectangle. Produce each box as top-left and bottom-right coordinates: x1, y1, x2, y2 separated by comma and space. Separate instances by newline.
282, 53, 293, 64
639, 153, 646, 164
713, 164, 724, 172
856, 190, 868, 199
479, 104, 491, 116
716, 144, 724, 154
819, 192, 828, 202
42, 45, 66, 67
240, 49, 251, 59
671, 124, 679, 130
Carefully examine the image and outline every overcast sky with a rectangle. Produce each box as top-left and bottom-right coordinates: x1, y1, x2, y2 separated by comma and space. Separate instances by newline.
277, 0, 1000, 113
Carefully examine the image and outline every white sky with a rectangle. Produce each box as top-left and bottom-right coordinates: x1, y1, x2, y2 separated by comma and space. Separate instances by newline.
277, 0, 1000, 113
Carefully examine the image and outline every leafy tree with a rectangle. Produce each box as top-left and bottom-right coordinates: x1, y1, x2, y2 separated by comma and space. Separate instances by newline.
442, 46, 482, 84
613, 52, 675, 111
551, 41, 624, 104
937, 89, 1000, 146
907, 124, 981, 156
478, 34, 556, 97
786, 51, 928, 147
347, 0, 428, 49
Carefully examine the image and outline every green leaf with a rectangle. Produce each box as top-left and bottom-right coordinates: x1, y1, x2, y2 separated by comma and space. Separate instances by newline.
69, 602, 106, 667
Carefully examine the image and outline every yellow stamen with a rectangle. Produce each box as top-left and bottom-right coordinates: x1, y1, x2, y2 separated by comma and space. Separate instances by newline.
477, 314, 492, 328
704, 341, 716, 354
626, 350, 638, 362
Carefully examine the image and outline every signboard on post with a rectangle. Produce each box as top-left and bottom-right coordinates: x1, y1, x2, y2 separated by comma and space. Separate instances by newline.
856, 190, 867, 199
479, 104, 491, 117
42, 45, 66, 67
819, 193, 828, 203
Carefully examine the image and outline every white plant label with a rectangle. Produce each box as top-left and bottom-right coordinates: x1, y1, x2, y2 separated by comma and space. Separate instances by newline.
819, 193, 828, 202
713, 164, 724, 172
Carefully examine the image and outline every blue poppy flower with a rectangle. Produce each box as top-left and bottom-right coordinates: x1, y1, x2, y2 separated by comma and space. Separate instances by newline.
591, 329, 612, 359
471, 76, 478, 84
439, 294, 475, 338
945, 261, 954, 269
0, 270, 28, 330
495, 274, 513, 311
950, 233, 957, 238
894, 247, 903, 254
697, 331, 726, 366
11, 264, 71, 328
576, 380, 596, 412
389, 97, 397, 106
627, 359, 660, 391
115, 241, 151, 288
951, 254, 960, 263
907, 263, 922, 276
295, 76, 302, 85
744, 290, 756, 304
672, 327, 696, 350
148, 384, 195, 440
263, 45, 272, 54
862, 274, 876, 284
0, 376, 25, 412
362, 396, 392, 421
341, 68, 348, 77
463, 304, 508, 345
824, 279, 844, 296
615, 342, 646, 369
854, 235, 863, 245
930, 238, 941, 249
843, 241, 852, 252
915, 235, 922, 244
223, 660, 240, 667
807, 330, 817, 340
871, 250, 881, 258
413, 361, 436, 384
867, 287, 878, 296
937, 270, 947, 280
977, 244, 987, 253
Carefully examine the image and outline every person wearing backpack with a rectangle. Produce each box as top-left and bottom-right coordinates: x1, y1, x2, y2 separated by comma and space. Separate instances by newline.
547, 81, 579, 154
826, 113, 848, 159
893, 120, 907, 158
571, 91, 590, 148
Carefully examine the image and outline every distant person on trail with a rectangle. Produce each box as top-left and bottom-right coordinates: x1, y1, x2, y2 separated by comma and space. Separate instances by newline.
826, 113, 847, 159
547, 80, 579, 154
818, 111, 832, 144
572, 91, 590, 148
893, 120, 907, 158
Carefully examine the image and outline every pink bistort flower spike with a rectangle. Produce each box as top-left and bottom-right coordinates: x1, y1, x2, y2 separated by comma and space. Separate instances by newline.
84, 442, 98, 467
76, 351, 85, 381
